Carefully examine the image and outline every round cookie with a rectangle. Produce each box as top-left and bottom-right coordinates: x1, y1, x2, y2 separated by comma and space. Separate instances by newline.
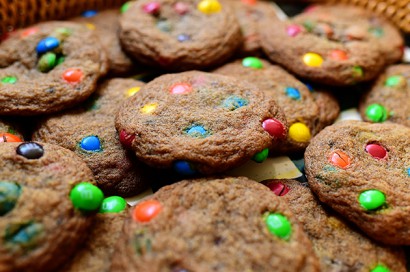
305, 120, 410, 245
360, 64, 410, 127
115, 71, 288, 175
0, 21, 107, 115
0, 142, 99, 271
227, 0, 279, 56
262, 179, 407, 272
73, 9, 137, 76
310, 88, 340, 131
214, 57, 320, 154
61, 196, 128, 272
33, 79, 149, 197
119, 0, 241, 71
259, 5, 394, 86
111, 177, 320, 271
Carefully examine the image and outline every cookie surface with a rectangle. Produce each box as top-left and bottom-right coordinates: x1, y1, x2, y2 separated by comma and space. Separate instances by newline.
111, 177, 320, 272
73, 9, 137, 76
0, 21, 107, 115
33, 79, 148, 197
0, 142, 96, 272
214, 58, 320, 154
310, 88, 340, 131
305, 121, 410, 245
259, 5, 392, 86
115, 71, 288, 175
263, 179, 407, 272
119, 0, 241, 70
360, 64, 410, 127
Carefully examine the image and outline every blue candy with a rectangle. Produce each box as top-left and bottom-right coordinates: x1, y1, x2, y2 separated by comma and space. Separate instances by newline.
82, 10, 98, 18
80, 136, 102, 152
36, 37, 60, 54
285, 87, 301, 100
173, 161, 197, 175
223, 95, 248, 110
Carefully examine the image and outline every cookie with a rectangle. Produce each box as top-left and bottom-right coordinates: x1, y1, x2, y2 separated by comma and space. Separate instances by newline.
227, 0, 279, 56
73, 9, 137, 76
61, 196, 128, 272
0, 142, 102, 271
119, 0, 241, 70
33, 79, 149, 197
111, 177, 320, 271
360, 64, 410, 127
0, 21, 107, 115
305, 120, 410, 245
214, 57, 321, 154
115, 71, 288, 175
262, 179, 407, 272
310, 87, 340, 131
259, 5, 397, 86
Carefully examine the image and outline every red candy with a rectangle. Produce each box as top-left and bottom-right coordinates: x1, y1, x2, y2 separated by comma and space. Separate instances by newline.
0, 133, 22, 143
21, 27, 38, 38
329, 150, 351, 169
62, 68, 83, 84
174, 2, 189, 14
365, 143, 387, 159
262, 180, 290, 196
329, 49, 348, 61
241, 0, 256, 5
262, 118, 286, 139
286, 25, 302, 37
133, 199, 162, 222
119, 130, 135, 148
142, 2, 161, 15
170, 83, 192, 94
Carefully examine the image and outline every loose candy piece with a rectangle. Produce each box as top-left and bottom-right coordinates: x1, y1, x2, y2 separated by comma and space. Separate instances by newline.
70, 182, 104, 211
133, 199, 162, 222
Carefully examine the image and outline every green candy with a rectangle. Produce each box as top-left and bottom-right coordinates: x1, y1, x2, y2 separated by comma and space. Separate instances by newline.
365, 104, 388, 123
1, 76, 17, 84
384, 75, 403, 87
368, 27, 384, 38
265, 213, 292, 240
352, 66, 364, 77
99, 196, 127, 213
121, 2, 131, 13
359, 190, 386, 210
5, 222, 43, 246
38, 52, 57, 73
252, 148, 269, 163
0, 181, 21, 216
70, 182, 104, 212
302, 20, 315, 32
56, 55, 65, 65
371, 264, 390, 272
242, 57, 263, 69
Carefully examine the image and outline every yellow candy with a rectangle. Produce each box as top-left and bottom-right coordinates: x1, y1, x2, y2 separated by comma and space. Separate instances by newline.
289, 122, 311, 143
126, 87, 141, 97
197, 0, 222, 14
140, 103, 158, 114
302, 53, 323, 67
85, 23, 96, 30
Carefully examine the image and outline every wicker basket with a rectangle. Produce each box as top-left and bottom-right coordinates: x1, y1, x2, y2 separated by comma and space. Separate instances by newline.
0, 0, 408, 37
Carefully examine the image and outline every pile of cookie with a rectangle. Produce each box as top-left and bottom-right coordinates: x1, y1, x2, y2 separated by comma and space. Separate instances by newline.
0, 0, 409, 271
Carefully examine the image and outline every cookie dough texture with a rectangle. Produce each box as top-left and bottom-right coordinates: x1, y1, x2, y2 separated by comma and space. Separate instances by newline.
0, 142, 95, 272
305, 121, 410, 245
111, 177, 320, 272
115, 71, 288, 174
119, 0, 241, 70
0, 21, 107, 115
33, 79, 148, 197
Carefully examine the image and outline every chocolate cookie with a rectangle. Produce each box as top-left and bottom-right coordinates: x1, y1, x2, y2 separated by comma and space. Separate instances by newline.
119, 0, 241, 70
227, 0, 279, 56
305, 120, 410, 245
0, 142, 101, 272
115, 71, 288, 175
262, 179, 407, 272
73, 9, 137, 76
214, 57, 320, 154
111, 177, 320, 271
360, 64, 410, 127
0, 21, 107, 115
259, 5, 399, 86
33, 79, 149, 197
61, 196, 128, 272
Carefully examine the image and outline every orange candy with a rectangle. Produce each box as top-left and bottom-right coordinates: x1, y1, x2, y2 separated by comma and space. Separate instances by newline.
0, 133, 22, 143
133, 199, 162, 222
21, 27, 38, 38
241, 0, 256, 4
329, 150, 351, 169
62, 68, 83, 84
329, 50, 348, 61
